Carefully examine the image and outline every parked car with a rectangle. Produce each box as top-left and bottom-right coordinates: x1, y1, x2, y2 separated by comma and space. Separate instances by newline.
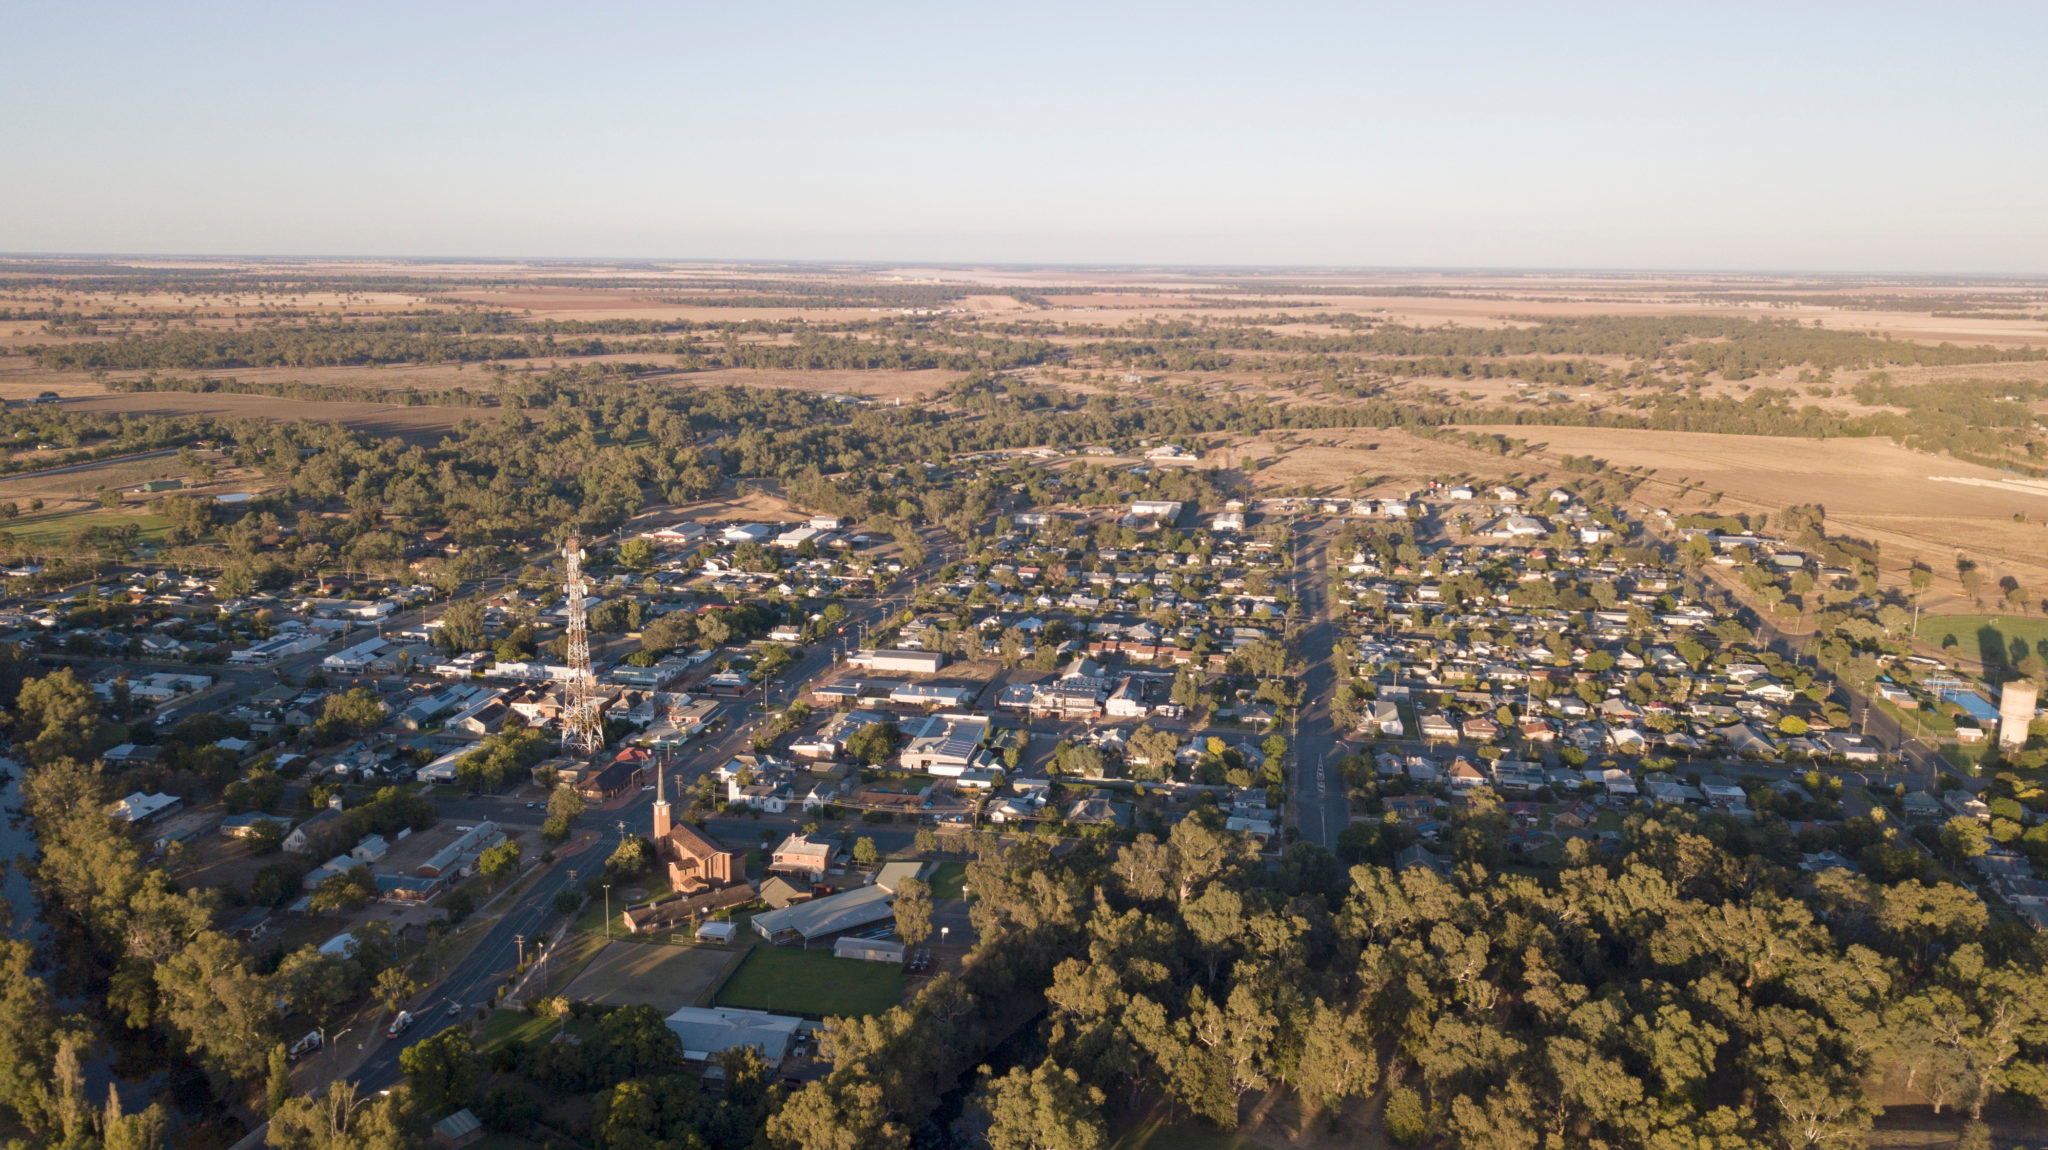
286, 1030, 322, 1061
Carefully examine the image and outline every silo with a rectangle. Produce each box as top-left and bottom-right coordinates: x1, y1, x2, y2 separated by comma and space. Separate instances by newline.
1999, 681, 2039, 750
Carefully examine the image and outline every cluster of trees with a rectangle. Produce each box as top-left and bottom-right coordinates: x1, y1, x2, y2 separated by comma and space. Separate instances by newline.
455, 729, 551, 792
386, 1004, 780, 1149
105, 374, 500, 408
753, 814, 2048, 1150
1, 666, 460, 1148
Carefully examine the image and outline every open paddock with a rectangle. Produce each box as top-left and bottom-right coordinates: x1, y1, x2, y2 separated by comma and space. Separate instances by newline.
1459, 424, 2048, 588
0, 454, 191, 501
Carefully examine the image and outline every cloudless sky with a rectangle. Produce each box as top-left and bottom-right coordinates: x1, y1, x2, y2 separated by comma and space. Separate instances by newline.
3, 1, 2044, 271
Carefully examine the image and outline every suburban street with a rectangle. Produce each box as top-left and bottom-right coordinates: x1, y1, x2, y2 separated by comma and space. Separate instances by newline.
328, 559, 926, 1094
348, 828, 608, 1092
1286, 519, 1350, 851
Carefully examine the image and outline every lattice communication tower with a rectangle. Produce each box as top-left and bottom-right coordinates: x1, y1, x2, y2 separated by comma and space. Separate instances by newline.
560, 536, 606, 757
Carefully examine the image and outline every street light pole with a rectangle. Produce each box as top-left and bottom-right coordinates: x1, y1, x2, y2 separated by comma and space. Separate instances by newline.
603, 883, 612, 941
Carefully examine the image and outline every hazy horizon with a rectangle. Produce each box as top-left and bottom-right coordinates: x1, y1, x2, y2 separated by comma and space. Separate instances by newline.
5, 1, 2044, 272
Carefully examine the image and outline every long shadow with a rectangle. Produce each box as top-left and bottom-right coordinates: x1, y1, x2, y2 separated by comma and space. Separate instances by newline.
1978, 624, 2010, 674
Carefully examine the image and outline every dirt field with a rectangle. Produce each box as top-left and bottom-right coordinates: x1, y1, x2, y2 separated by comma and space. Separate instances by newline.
0, 453, 188, 500
60, 393, 469, 443
1209, 428, 1534, 497
1458, 424, 2048, 587
561, 940, 742, 1011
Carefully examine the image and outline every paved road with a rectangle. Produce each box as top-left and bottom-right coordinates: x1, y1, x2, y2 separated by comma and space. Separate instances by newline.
336, 567, 925, 1094
350, 828, 610, 1091
1658, 531, 1945, 782
1287, 520, 1350, 850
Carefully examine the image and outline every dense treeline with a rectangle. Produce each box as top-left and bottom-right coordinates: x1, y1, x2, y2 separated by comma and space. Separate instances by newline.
0, 409, 225, 477
24, 308, 2044, 402
1004, 314, 2048, 379
28, 327, 668, 371
9, 369, 2043, 566
762, 815, 2048, 1150
25, 317, 1059, 375
102, 375, 502, 407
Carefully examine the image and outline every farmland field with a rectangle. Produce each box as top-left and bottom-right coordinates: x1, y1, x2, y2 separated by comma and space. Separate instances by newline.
61, 393, 469, 444
712, 943, 905, 1019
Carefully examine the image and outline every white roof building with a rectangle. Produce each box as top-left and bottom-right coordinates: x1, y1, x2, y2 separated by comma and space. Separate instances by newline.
322, 638, 392, 673
108, 791, 182, 824
663, 1006, 804, 1067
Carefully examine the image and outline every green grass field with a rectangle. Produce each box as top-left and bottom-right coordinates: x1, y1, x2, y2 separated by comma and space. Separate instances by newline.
1918, 614, 2048, 665
477, 1009, 598, 1052
713, 943, 904, 1019
927, 862, 969, 900
2, 505, 173, 546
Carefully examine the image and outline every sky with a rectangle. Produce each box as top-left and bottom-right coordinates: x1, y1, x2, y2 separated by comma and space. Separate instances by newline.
2, 1, 2045, 271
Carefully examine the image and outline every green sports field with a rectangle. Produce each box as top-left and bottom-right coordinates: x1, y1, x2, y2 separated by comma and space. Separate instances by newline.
712, 943, 904, 1019
1, 506, 173, 547
1918, 614, 2048, 666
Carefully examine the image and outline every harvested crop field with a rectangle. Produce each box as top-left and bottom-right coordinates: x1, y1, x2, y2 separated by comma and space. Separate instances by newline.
1468, 425, 2048, 519
1206, 428, 1554, 495
1463, 424, 2048, 589
63, 393, 469, 443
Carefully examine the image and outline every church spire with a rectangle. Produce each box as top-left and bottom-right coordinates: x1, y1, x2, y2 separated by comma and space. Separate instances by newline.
651, 746, 672, 844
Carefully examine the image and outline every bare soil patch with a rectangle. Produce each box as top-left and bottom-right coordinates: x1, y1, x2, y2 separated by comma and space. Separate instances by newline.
63, 393, 468, 443
563, 941, 742, 1012
1209, 427, 1538, 496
